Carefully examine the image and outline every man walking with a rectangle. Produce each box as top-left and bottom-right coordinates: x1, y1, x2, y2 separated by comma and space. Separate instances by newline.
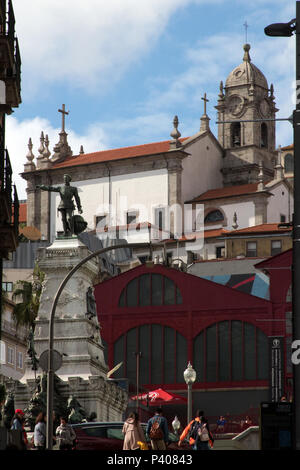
146, 407, 169, 450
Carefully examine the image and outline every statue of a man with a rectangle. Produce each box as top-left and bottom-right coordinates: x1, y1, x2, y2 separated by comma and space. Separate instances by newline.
37, 174, 83, 237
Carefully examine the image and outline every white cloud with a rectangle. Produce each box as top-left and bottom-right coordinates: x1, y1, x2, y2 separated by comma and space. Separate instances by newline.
13, 0, 204, 96
6, 115, 108, 199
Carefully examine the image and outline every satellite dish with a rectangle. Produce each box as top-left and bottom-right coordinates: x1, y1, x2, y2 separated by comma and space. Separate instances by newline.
39, 350, 62, 372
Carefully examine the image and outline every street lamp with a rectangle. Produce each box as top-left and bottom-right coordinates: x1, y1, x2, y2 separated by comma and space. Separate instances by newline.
183, 362, 196, 425
265, 2, 299, 450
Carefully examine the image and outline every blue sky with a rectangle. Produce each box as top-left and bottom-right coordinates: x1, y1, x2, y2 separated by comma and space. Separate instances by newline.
8, 0, 296, 199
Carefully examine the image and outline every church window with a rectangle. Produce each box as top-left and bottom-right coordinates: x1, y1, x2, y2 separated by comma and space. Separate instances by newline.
127, 211, 138, 225
261, 123, 268, 148
113, 324, 187, 385
204, 210, 224, 223
231, 122, 241, 147
95, 215, 107, 229
193, 320, 268, 383
118, 273, 183, 307
284, 153, 293, 173
154, 207, 166, 231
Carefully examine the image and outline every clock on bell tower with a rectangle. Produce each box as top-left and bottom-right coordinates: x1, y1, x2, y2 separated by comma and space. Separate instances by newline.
215, 44, 278, 186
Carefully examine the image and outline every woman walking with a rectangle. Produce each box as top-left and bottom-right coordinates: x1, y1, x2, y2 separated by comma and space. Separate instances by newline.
122, 412, 146, 450
34, 412, 46, 450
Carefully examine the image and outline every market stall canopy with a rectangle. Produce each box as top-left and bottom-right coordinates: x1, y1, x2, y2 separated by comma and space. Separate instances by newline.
131, 388, 187, 406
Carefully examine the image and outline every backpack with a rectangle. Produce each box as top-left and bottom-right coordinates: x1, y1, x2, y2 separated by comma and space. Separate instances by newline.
149, 418, 164, 440
189, 420, 203, 441
198, 424, 210, 442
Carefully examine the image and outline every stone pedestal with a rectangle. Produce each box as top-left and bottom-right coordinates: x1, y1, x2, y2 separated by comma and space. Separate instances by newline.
21, 237, 108, 382
17, 236, 128, 422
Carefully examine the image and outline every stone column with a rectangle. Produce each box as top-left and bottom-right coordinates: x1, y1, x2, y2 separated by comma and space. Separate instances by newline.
20, 237, 108, 383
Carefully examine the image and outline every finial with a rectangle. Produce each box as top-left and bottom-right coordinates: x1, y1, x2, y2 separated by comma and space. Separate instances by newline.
170, 115, 181, 149
26, 137, 34, 162
43, 134, 51, 160
243, 43, 251, 62
58, 104, 69, 133
24, 138, 36, 172
275, 145, 284, 180
218, 81, 225, 100
270, 83, 275, 100
257, 161, 264, 191
79, 145, 84, 154
38, 131, 45, 155
232, 211, 238, 230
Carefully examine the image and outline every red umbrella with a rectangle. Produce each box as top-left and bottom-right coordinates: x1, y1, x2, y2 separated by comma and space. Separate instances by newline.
131, 388, 187, 406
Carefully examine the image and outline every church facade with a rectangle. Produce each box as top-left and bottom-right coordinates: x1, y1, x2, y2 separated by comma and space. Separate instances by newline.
21, 44, 293, 264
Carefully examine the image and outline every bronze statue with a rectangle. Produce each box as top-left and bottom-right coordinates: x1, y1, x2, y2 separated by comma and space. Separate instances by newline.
37, 174, 87, 237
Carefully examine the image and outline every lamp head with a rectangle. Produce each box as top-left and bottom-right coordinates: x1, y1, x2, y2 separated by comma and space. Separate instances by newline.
264, 19, 296, 37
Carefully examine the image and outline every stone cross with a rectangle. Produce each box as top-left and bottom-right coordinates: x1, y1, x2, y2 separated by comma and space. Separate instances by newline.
58, 104, 69, 133
201, 93, 209, 115
243, 21, 249, 43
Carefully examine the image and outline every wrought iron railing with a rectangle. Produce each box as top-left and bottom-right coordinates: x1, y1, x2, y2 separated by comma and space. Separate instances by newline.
0, 147, 12, 198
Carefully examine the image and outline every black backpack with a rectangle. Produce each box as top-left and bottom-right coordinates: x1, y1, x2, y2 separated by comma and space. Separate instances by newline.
189, 420, 202, 440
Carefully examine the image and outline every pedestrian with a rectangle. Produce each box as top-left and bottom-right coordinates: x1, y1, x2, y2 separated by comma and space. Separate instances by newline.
122, 412, 147, 450
11, 409, 28, 450
193, 417, 213, 450
55, 416, 76, 450
146, 407, 169, 450
178, 410, 213, 450
34, 412, 46, 450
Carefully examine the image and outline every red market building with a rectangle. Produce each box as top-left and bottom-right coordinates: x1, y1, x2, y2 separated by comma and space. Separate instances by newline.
94, 252, 292, 420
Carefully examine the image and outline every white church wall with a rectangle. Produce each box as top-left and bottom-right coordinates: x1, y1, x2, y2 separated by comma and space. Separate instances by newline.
182, 134, 223, 204
267, 183, 293, 224
50, 170, 168, 240
218, 200, 256, 230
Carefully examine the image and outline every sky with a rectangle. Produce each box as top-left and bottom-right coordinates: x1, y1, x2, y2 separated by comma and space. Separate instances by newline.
7, 0, 297, 200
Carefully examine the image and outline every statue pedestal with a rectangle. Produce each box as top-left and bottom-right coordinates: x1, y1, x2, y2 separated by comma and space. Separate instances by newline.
15, 236, 128, 424
21, 237, 107, 383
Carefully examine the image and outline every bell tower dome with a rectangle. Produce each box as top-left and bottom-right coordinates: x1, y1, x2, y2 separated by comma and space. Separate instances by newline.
216, 44, 278, 186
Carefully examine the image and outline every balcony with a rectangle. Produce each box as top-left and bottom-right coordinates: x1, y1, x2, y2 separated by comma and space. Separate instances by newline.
0, 0, 21, 110
0, 147, 19, 258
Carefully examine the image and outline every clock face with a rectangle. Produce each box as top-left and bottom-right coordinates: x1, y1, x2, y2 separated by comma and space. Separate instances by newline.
228, 95, 244, 116
260, 99, 270, 117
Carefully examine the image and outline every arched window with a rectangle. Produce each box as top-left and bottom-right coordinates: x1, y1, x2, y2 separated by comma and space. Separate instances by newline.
193, 320, 269, 383
284, 153, 293, 173
231, 122, 241, 147
113, 324, 187, 385
261, 123, 268, 148
119, 273, 182, 307
204, 210, 224, 223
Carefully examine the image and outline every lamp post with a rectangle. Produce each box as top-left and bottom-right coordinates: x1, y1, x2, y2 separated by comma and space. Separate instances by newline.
45, 242, 152, 449
183, 362, 196, 425
265, 3, 299, 450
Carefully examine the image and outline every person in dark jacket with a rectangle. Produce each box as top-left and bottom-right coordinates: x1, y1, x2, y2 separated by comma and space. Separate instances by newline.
146, 407, 169, 450
11, 409, 28, 449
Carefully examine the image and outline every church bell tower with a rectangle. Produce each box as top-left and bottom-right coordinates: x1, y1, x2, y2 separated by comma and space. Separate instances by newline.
216, 44, 278, 186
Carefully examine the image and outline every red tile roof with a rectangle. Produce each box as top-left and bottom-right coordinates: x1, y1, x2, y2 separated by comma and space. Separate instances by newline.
53, 138, 189, 169
281, 144, 293, 151
224, 223, 292, 236
186, 183, 261, 203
